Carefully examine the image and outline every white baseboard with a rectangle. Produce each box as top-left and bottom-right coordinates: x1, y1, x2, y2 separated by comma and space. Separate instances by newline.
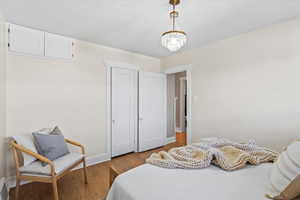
165, 137, 176, 145
73, 152, 111, 170
6, 176, 25, 191
176, 127, 182, 132
0, 178, 5, 191
86, 153, 111, 166
6, 152, 111, 190
0, 177, 9, 200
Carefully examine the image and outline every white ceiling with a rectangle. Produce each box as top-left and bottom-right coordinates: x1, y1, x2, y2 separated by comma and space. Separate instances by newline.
1, 0, 300, 57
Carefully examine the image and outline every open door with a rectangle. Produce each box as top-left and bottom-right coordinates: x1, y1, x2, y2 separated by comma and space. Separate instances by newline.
139, 72, 167, 152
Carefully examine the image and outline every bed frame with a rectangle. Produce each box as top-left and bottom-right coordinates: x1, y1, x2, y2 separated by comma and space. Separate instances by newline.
109, 166, 122, 187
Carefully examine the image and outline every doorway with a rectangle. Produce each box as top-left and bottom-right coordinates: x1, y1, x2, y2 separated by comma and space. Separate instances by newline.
165, 65, 192, 145
166, 70, 189, 146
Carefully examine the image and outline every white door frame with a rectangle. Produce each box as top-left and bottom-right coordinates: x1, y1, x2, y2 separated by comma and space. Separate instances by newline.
105, 60, 139, 158
179, 77, 187, 133
164, 65, 193, 144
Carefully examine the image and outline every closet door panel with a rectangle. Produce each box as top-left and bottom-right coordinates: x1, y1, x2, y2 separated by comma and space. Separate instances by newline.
45, 32, 73, 59
111, 68, 137, 157
9, 24, 44, 56
139, 72, 167, 152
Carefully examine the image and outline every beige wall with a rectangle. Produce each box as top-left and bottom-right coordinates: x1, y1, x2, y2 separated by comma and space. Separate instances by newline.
6, 39, 160, 174
162, 17, 300, 150
0, 14, 7, 179
5, 14, 300, 177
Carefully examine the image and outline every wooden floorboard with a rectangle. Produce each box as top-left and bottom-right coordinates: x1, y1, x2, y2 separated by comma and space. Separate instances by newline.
9, 133, 186, 200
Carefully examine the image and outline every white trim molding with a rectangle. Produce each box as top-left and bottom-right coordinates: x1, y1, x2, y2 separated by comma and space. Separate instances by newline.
176, 127, 182, 132
106, 63, 112, 158
6, 176, 29, 191
0, 178, 5, 192
164, 65, 193, 74
186, 69, 192, 145
179, 77, 187, 133
165, 137, 176, 145
73, 153, 111, 170
0, 177, 8, 200
104, 60, 139, 70
82, 153, 111, 168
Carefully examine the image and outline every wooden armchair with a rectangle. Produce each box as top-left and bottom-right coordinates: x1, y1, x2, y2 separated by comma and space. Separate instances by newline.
10, 138, 88, 200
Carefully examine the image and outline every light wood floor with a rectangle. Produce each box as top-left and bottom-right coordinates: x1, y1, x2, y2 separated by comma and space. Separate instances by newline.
9, 133, 187, 200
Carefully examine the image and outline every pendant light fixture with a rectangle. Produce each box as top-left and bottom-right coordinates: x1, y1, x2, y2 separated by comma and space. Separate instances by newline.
161, 0, 187, 52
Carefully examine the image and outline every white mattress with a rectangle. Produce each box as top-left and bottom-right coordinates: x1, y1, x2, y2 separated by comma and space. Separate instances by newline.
107, 163, 280, 200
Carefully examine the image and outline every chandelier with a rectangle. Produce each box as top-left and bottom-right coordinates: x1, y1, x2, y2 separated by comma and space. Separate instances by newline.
161, 0, 187, 52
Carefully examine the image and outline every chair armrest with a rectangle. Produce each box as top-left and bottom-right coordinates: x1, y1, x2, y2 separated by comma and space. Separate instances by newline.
10, 141, 56, 175
65, 139, 85, 155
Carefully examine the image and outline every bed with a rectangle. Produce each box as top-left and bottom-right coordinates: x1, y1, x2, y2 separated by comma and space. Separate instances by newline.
107, 163, 297, 200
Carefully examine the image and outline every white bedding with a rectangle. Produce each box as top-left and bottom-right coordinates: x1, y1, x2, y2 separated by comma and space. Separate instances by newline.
106, 163, 294, 200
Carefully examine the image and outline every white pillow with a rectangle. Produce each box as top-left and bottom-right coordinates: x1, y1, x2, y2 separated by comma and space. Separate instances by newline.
12, 128, 53, 166
12, 135, 39, 166
267, 140, 300, 200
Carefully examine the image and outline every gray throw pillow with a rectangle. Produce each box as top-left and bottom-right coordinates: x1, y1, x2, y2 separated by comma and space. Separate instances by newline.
33, 127, 69, 166
51, 126, 63, 135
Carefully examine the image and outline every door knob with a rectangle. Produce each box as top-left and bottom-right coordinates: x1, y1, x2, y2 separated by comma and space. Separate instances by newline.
139, 118, 143, 120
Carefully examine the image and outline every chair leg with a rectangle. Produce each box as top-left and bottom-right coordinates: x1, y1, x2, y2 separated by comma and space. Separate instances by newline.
83, 158, 88, 184
15, 178, 20, 200
52, 177, 59, 200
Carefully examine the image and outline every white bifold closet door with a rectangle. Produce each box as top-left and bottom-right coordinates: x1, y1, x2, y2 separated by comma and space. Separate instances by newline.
111, 68, 137, 157
139, 72, 167, 152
